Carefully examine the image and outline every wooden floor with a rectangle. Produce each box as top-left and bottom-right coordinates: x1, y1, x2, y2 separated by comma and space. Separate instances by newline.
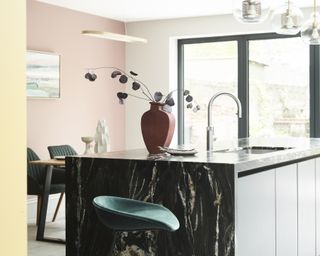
28, 218, 65, 256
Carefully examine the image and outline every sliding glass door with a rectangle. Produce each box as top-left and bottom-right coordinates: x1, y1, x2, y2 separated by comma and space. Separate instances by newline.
178, 33, 314, 147
183, 41, 238, 148
249, 37, 309, 137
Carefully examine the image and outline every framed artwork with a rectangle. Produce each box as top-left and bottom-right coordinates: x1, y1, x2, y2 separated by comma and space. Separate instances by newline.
26, 50, 60, 98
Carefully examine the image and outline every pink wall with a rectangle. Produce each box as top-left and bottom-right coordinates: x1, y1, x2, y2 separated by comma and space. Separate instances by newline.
27, 0, 126, 158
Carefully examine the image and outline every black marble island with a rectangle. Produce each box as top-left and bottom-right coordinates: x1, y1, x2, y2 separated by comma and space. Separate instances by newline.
66, 137, 320, 256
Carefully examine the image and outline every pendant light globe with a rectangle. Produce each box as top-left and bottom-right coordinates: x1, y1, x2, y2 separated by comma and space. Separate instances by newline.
300, 0, 320, 45
271, 1, 304, 35
301, 13, 320, 45
233, 0, 271, 23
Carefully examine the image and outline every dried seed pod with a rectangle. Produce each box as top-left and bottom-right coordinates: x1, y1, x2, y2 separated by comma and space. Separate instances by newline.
165, 97, 175, 106
85, 72, 91, 79
132, 82, 141, 90
154, 92, 163, 102
119, 75, 128, 84
186, 95, 193, 102
111, 70, 122, 78
88, 73, 97, 81
187, 103, 193, 109
130, 71, 138, 76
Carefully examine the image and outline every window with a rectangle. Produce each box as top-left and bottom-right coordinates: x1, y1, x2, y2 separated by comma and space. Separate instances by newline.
183, 41, 238, 149
249, 37, 309, 137
178, 33, 318, 147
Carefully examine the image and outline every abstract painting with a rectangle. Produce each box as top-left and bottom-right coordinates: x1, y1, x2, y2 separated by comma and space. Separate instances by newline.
26, 51, 60, 98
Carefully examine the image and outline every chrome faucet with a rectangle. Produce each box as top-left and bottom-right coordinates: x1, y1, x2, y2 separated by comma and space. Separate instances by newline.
207, 92, 242, 151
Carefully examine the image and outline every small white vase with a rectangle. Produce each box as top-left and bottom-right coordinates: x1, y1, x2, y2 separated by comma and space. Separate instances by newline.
94, 120, 109, 153
81, 136, 94, 154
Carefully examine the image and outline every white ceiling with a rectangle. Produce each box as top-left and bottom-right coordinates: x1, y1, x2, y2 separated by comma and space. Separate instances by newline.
37, 0, 314, 22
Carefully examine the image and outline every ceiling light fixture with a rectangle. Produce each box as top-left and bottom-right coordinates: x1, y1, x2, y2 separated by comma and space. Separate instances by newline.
300, 0, 320, 45
232, 0, 271, 23
81, 30, 147, 43
271, 0, 304, 35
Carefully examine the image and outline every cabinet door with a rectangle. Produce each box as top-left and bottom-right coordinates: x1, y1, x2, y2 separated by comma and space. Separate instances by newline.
316, 158, 320, 256
298, 159, 316, 256
237, 170, 276, 256
276, 164, 298, 256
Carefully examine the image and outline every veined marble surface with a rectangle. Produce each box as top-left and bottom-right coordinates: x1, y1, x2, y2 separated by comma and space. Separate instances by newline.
73, 137, 320, 173
66, 137, 320, 256
66, 158, 234, 256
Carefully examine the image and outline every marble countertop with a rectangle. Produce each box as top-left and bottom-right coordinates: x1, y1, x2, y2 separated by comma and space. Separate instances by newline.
74, 137, 320, 173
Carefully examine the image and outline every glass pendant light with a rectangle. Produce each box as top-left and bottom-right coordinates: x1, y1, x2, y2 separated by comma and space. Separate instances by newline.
233, 0, 271, 23
301, 0, 320, 45
271, 1, 304, 35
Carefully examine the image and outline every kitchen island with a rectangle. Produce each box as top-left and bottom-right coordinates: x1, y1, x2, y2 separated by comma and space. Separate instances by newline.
66, 137, 320, 256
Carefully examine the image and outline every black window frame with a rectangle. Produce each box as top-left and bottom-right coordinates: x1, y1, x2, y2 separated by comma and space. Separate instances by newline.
177, 33, 320, 144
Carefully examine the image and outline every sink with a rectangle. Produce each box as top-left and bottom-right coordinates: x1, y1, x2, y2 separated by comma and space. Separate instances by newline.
213, 146, 294, 154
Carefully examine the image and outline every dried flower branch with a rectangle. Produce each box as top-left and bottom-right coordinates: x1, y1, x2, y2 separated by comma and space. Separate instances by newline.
84, 67, 200, 113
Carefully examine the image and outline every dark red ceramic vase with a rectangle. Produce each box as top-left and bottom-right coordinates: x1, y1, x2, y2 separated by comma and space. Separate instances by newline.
141, 102, 176, 154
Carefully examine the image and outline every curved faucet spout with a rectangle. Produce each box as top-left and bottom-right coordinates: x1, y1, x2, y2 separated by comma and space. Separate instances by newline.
208, 92, 242, 127
207, 92, 242, 151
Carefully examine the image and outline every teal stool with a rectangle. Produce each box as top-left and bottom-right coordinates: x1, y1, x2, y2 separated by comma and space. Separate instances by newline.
93, 196, 180, 253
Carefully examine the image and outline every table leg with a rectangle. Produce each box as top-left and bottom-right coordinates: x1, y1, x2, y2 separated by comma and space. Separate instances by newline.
36, 165, 65, 244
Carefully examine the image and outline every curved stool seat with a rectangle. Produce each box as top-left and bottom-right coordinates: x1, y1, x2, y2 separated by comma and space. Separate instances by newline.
93, 196, 180, 232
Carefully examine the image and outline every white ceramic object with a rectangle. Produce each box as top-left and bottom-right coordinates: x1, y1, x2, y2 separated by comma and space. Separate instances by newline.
94, 120, 110, 154
81, 136, 94, 154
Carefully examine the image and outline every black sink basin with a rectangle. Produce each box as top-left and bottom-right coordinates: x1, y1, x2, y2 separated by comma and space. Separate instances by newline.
214, 146, 294, 154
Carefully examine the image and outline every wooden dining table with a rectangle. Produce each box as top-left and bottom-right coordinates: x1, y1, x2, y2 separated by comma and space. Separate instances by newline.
29, 159, 66, 244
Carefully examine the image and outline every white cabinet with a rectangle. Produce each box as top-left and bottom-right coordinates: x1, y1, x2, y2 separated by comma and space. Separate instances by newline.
275, 164, 298, 256
237, 170, 276, 256
316, 158, 320, 256
237, 158, 320, 256
297, 160, 316, 256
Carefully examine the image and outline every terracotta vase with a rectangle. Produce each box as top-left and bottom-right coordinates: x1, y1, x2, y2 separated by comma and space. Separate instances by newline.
141, 102, 176, 154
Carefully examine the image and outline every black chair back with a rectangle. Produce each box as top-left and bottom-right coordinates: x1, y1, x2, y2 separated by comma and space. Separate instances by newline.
47, 145, 77, 158
27, 148, 46, 194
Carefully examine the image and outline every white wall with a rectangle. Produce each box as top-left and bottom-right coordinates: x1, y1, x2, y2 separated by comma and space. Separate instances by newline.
28, 0, 126, 159
125, 8, 313, 150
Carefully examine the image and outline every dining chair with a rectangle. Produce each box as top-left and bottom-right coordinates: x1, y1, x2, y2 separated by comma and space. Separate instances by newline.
47, 144, 77, 159
47, 144, 77, 222
27, 148, 65, 226
93, 196, 180, 254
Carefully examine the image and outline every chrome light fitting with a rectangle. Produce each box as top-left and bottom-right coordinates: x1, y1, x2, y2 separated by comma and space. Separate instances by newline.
271, 0, 304, 35
300, 0, 320, 45
233, 0, 270, 23
81, 30, 147, 43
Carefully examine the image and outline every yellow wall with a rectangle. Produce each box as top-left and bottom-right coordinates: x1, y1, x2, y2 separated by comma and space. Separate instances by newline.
0, 0, 26, 255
